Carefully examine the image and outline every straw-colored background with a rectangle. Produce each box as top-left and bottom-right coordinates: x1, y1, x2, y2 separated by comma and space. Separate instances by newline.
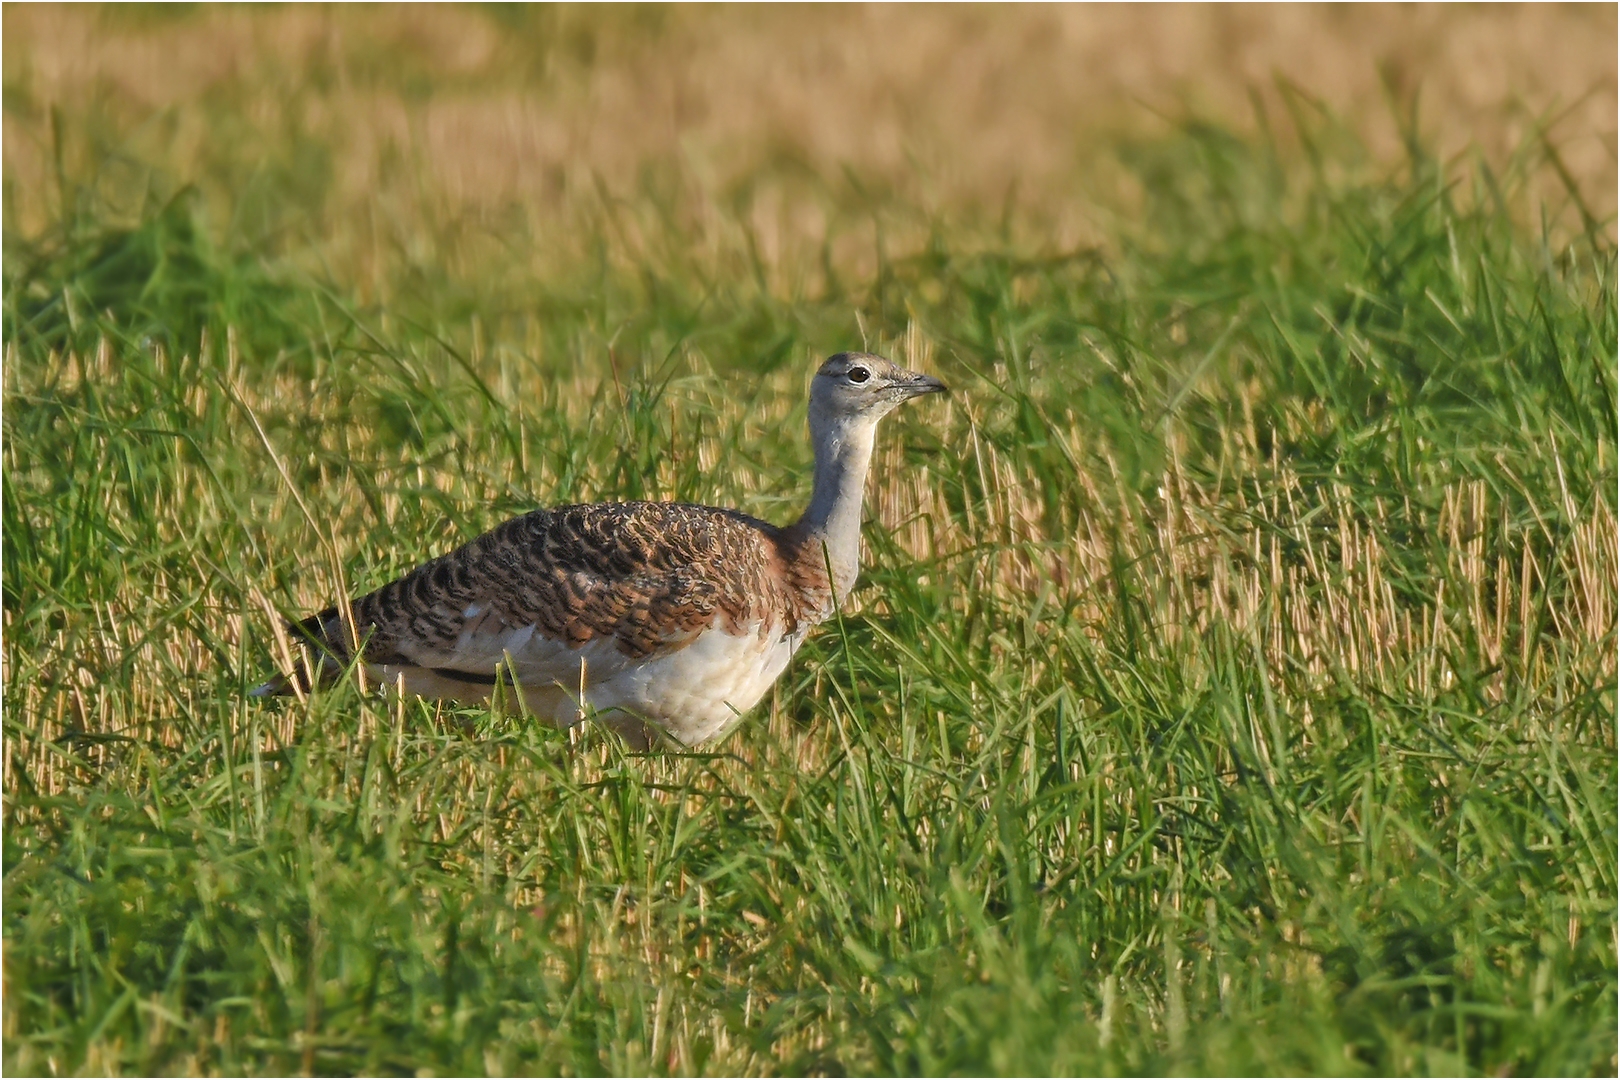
6, 3, 1615, 246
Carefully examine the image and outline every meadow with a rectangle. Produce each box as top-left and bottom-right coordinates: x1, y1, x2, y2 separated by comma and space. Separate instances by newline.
4, 6, 1617, 1076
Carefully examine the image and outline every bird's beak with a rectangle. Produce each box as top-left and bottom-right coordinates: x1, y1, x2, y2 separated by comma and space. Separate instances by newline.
900, 371, 948, 398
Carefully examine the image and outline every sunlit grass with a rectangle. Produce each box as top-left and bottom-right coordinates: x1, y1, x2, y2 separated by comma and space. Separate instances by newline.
3, 52, 1616, 1079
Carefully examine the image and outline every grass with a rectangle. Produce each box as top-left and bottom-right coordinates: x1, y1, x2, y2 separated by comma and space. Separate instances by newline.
4, 26, 1617, 1075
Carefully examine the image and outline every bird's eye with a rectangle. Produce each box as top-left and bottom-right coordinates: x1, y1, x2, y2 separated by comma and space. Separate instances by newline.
847, 366, 870, 384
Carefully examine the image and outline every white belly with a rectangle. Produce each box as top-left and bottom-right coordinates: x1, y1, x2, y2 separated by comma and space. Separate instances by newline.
374, 618, 805, 746
575, 622, 804, 745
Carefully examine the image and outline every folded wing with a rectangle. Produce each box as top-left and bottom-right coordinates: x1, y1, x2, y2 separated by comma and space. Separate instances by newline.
283, 502, 790, 693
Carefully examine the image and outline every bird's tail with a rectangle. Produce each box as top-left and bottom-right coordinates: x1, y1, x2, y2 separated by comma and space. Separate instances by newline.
249, 673, 297, 697
251, 606, 352, 697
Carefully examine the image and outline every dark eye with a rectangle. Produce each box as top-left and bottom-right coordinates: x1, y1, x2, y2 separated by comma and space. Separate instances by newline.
847, 366, 870, 384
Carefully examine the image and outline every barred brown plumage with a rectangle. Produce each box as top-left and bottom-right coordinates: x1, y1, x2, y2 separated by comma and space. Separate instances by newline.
254, 353, 946, 746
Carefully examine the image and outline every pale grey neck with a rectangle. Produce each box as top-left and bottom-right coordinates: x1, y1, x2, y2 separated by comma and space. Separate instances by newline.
795, 413, 878, 603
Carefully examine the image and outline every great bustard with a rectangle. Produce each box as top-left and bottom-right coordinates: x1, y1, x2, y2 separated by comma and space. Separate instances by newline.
255, 352, 946, 747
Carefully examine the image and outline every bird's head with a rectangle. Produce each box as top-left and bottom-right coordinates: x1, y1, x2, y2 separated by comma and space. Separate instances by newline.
808, 352, 946, 433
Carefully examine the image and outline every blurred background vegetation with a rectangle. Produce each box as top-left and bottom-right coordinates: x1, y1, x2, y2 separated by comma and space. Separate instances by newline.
5, 4, 1615, 307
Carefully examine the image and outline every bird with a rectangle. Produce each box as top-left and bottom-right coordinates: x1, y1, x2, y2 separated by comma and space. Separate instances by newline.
254, 352, 946, 747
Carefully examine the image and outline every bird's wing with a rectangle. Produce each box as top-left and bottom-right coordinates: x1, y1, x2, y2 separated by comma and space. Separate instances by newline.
293, 502, 787, 688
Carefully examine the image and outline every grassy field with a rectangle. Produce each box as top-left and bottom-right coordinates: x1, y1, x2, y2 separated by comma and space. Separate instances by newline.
5, 6, 1617, 1077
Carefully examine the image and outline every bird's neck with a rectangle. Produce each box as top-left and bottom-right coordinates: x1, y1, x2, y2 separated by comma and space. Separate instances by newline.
793, 412, 878, 604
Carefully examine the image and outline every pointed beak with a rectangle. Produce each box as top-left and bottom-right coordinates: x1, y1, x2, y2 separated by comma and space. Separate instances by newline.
900, 371, 948, 399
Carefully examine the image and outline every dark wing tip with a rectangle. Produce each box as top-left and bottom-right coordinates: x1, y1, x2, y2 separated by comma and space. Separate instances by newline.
292, 606, 343, 646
